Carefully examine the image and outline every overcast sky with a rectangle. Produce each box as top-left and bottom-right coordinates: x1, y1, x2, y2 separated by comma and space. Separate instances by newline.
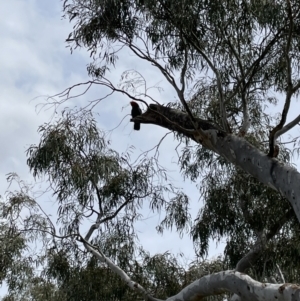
0, 0, 224, 283
2, 0, 300, 297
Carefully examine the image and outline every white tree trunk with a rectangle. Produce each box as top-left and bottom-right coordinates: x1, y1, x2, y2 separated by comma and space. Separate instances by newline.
134, 104, 300, 222
166, 270, 299, 301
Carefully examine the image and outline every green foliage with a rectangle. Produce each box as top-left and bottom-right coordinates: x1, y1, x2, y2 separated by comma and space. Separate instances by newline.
4, 0, 300, 299
0, 110, 196, 300
64, 0, 300, 132
0, 223, 26, 283
25, 110, 187, 243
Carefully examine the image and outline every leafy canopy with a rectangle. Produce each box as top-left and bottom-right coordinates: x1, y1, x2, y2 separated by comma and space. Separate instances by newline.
2, 0, 300, 299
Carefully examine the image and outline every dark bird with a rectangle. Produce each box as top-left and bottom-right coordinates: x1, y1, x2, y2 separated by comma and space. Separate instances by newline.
130, 101, 142, 130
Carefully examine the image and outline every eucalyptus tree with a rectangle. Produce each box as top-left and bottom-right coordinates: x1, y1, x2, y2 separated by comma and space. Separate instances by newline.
0, 111, 223, 301
62, 0, 300, 214
59, 0, 300, 299
3, 0, 300, 300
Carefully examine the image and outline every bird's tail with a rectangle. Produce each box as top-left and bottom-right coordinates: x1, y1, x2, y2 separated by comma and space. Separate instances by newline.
134, 123, 140, 130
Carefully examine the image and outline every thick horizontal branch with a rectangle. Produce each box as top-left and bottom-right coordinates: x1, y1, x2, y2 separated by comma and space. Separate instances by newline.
166, 270, 299, 301
132, 104, 300, 223
131, 104, 223, 152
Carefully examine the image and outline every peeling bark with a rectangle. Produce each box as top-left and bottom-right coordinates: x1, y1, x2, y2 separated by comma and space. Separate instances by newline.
132, 104, 300, 222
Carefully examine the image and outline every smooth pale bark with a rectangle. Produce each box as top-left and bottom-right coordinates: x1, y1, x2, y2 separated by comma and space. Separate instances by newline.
133, 104, 300, 222
83, 240, 163, 301
166, 270, 300, 301
84, 237, 300, 301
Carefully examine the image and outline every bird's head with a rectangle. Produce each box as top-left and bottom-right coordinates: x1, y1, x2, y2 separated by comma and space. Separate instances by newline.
130, 101, 139, 107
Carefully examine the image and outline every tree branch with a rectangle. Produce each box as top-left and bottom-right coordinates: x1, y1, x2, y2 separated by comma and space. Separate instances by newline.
84, 198, 133, 241
132, 104, 300, 223
225, 28, 284, 105
189, 32, 230, 132
225, 36, 250, 136
166, 270, 299, 301
80, 236, 162, 301
128, 40, 198, 133
268, 2, 294, 157
149, 0, 230, 132
274, 114, 300, 140
236, 208, 294, 273
276, 264, 285, 283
